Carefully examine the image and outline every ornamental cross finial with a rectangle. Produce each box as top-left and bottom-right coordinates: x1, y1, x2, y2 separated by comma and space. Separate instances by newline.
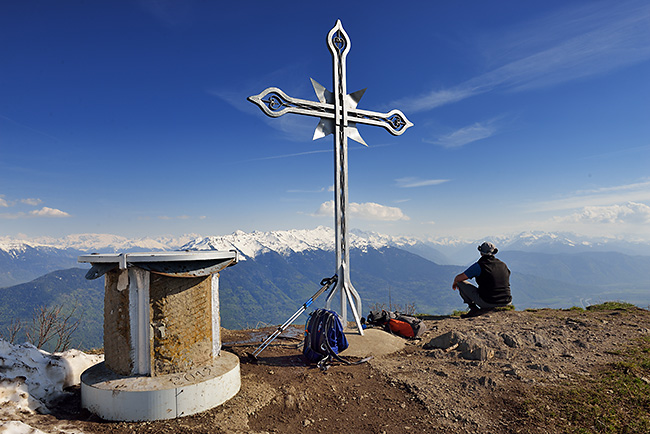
248, 20, 413, 335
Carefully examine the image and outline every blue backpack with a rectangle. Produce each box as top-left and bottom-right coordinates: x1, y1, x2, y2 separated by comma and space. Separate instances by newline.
303, 308, 349, 369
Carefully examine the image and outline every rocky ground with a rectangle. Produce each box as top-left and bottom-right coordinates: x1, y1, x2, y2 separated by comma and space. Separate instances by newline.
10, 305, 650, 433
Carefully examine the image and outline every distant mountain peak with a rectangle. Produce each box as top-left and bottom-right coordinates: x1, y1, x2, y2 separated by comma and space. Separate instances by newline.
180, 226, 337, 260
179, 226, 453, 262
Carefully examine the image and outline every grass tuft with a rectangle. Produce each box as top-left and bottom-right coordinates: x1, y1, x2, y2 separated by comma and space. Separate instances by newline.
526, 335, 650, 433
566, 306, 585, 312
586, 301, 637, 311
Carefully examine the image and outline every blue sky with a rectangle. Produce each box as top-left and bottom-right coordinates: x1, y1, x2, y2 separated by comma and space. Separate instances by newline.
1, 0, 649, 241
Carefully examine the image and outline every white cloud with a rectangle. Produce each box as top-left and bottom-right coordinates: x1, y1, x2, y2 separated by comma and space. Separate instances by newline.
395, 2, 650, 113
393, 87, 480, 113
556, 202, 650, 224
428, 121, 498, 148
0, 195, 43, 208
528, 180, 650, 213
20, 198, 43, 206
314, 200, 410, 221
28, 207, 71, 218
395, 177, 449, 188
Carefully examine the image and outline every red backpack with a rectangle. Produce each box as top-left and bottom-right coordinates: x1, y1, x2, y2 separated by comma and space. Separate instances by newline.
387, 314, 426, 339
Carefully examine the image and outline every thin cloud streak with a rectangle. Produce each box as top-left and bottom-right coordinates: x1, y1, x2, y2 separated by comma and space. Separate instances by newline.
287, 187, 329, 194
396, 177, 449, 188
427, 119, 499, 148
575, 180, 650, 195
395, 1, 650, 113
525, 181, 650, 213
580, 144, 650, 160
240, 140, 382, 163
0, 114, 61, 142
242, 148, 331, 162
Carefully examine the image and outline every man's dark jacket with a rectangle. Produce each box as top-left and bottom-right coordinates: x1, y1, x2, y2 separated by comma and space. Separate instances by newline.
476, 255, 512, 305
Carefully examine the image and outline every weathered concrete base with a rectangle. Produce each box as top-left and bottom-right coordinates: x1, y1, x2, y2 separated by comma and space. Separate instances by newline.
80, 352, 240, 422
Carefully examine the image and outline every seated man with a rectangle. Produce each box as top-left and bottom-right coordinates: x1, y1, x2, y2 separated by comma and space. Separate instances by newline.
452, 242, 512, 318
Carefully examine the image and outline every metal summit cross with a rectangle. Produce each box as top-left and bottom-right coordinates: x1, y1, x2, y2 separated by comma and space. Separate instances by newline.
248, 20, 413, 335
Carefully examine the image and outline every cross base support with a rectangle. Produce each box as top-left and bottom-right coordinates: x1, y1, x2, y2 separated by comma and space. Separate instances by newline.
326, 279, 364, 336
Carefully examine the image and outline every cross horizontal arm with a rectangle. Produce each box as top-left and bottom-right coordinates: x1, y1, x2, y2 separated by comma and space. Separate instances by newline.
348, 107, 413, 136
248, 87, 332, 119
249, 87, 413, 136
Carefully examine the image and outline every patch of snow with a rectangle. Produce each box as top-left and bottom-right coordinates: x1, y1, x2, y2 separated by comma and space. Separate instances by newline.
0, 421, 49, 434
0, 340, 103, 416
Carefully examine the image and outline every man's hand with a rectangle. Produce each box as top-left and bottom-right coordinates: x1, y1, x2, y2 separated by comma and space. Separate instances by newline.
452, 273, 469, 291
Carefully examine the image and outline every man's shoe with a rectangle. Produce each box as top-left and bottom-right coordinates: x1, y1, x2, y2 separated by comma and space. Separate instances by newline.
460, 307, 482, 319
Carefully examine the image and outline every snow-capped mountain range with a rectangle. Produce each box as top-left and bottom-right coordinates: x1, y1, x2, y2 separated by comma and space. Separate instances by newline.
0, 233, 199, 253
2, 226, 648, 268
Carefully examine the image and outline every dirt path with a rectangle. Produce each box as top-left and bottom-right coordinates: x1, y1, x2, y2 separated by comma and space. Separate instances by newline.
13, 306, 650, 434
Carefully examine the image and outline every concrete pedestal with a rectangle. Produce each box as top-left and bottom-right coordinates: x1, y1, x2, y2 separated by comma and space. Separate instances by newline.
78, 251, 239, 421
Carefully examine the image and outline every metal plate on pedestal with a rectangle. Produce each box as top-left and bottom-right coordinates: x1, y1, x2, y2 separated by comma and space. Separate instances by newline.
79, 251, 239, 279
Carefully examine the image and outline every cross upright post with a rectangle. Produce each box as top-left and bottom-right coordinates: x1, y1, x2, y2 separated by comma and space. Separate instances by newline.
248, 20, 413, 335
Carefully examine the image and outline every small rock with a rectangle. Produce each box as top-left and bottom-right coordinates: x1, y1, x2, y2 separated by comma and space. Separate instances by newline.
463, 346, 494, 361
573, 339, 588, 349
527, 364, 551, 372
458, 338, 494, 361
503, 364, 521, 379
424, 331, 465, 350
478, 376, 497, 388
284, 394, 296, 410
501, 333, 521, 348
532, 332, 550, 348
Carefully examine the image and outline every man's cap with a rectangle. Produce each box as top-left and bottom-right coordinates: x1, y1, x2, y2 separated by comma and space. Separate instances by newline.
478, 242, 498, 255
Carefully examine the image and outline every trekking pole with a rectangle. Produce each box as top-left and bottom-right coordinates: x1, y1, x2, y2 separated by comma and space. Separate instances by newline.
248, 274, 338, 361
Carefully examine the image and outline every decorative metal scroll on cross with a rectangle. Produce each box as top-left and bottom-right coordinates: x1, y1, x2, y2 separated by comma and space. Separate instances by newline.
248, 20, 413, 335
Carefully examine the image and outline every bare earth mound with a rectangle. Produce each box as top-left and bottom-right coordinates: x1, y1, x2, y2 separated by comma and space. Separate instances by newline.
15, 306, 650, 433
